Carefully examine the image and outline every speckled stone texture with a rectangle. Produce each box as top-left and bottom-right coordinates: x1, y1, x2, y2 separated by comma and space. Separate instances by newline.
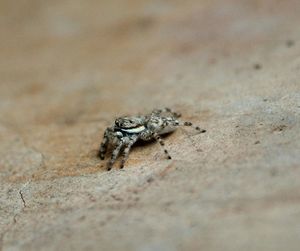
1, 0, 300, 250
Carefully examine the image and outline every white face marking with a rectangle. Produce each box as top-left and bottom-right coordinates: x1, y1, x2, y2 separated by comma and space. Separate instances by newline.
121, 125, 145, 134
116, 132, 123, 137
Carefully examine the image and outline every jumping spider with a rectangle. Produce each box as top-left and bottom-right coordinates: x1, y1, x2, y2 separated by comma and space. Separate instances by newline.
98, 108, 206, 171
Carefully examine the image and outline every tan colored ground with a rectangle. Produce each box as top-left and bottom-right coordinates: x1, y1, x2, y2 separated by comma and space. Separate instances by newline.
1, 0, 300, 250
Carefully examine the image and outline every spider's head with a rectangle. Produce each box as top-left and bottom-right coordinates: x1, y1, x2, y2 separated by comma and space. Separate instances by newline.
115, 116, 144, 129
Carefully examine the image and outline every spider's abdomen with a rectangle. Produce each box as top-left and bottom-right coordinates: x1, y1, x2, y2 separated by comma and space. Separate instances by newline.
157, 124, 177, 135
147, 116, 177, 135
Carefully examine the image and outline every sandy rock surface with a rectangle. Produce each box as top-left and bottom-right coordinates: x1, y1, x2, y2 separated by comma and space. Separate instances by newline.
1, 0, 300, 250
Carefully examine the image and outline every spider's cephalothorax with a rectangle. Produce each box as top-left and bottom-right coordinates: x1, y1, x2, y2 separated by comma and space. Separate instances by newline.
98, 108, 206, 171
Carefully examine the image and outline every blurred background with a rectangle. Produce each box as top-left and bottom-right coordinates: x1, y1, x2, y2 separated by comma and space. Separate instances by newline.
1, 0, 300, 250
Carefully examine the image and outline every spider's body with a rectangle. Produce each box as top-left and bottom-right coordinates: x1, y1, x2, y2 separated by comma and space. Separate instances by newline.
98, 108, 205, 170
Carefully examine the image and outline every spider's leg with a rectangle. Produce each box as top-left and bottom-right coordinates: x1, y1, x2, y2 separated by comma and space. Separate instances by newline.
120, 136, 138, 169
149, 109, 163, 117
153, 132, 172, 160
107, 140, 124, 171
163, 107, 181, 118
176, 121, 206, 133
151, 108, 181, 118
98, 128, 112, 160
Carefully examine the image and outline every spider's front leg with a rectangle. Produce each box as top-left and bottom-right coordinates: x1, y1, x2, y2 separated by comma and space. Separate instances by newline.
120, 136, 138, 169
107, 139, 124, 171
98, 127, 113, 160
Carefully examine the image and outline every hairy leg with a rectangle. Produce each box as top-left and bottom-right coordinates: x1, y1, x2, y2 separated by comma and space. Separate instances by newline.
153, 132, 172, 160
98, 128, 112, 160
151, 108, 181, 118
120, 136, 138, 169
107, 140, 124, 171
175, 121, 206, 133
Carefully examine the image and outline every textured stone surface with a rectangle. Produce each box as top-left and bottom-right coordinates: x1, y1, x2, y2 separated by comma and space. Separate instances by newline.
1, 0, 300, 250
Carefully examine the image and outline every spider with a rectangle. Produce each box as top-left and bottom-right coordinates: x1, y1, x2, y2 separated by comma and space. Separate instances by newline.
98, 108, 206, 171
